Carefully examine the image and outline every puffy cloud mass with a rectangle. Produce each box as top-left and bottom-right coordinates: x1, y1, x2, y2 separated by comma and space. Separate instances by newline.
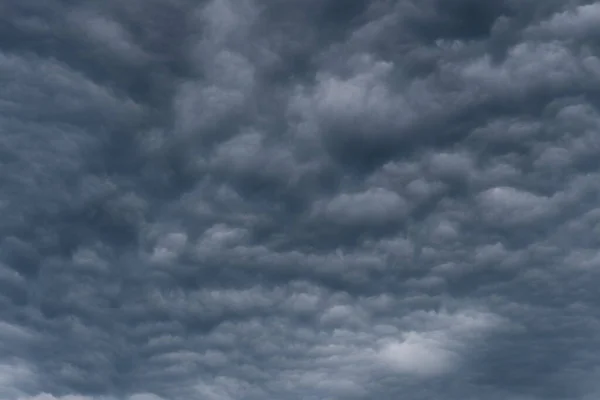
2, 0, 600, 399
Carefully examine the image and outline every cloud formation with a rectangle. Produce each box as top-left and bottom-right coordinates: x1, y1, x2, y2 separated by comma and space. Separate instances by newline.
2, 0, 600, 399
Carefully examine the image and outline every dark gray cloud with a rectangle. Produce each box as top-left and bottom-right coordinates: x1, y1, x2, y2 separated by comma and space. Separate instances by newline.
2, 0, 600, 399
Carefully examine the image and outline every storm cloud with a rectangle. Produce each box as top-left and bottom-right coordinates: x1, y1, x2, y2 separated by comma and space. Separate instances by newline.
2, 0, 600, 399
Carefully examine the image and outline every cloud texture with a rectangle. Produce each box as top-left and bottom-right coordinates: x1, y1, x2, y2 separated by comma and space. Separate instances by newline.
2, 0, 600, 399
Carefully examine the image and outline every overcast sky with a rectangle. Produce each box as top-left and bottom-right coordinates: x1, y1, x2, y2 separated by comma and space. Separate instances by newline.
2, 1, 600, 399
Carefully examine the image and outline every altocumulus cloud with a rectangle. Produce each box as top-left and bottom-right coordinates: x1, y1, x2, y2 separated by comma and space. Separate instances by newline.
1, 0, 600, 399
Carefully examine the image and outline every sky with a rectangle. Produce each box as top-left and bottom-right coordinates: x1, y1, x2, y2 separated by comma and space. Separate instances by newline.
1, 0, 600, 399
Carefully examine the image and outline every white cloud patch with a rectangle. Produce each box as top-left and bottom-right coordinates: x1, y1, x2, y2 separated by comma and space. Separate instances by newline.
378, 333, 456, 376
377, 309, 503, 377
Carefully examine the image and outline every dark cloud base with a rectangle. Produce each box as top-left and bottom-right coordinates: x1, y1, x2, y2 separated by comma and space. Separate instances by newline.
2, 1, 600, 399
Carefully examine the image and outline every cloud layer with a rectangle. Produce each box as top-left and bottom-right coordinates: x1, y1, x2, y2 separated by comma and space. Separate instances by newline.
2, 0, 600, 399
